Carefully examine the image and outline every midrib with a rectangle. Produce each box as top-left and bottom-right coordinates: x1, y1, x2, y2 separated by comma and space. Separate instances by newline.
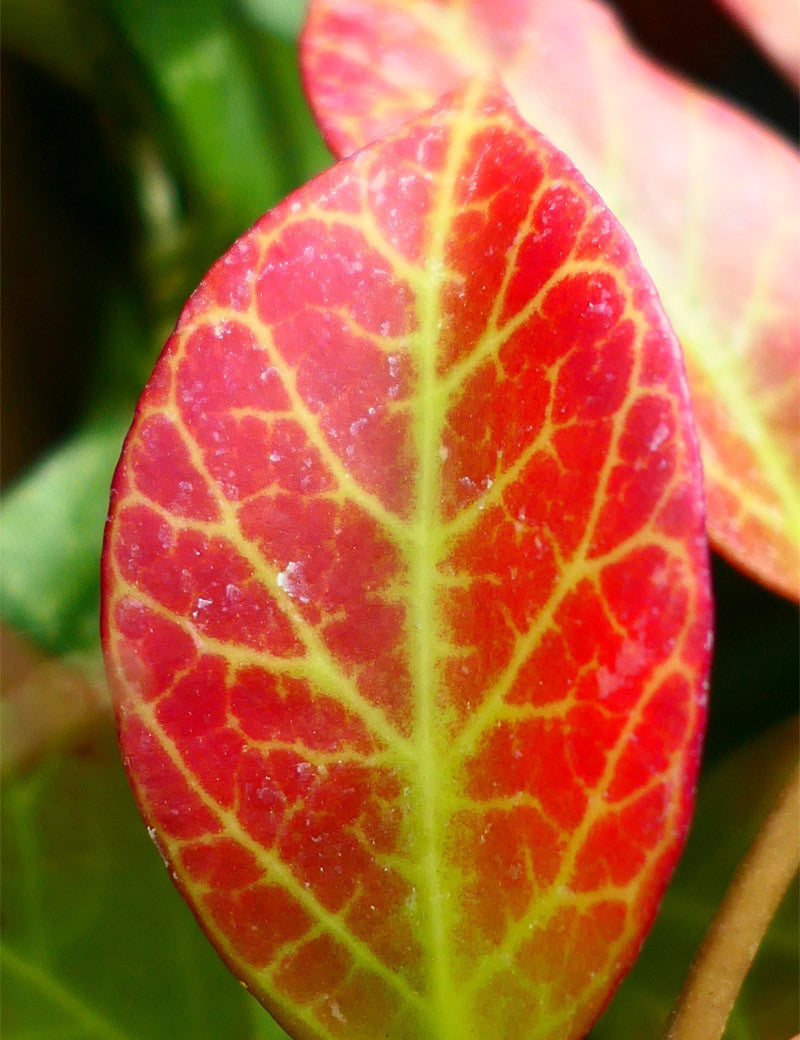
410, 86, 479, 1040
410, 300, 450, 1034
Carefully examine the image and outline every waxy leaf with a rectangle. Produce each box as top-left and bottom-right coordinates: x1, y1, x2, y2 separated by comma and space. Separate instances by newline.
0, 421, 129, 655
102, 81, 712, 1040
301, 0, 800, 600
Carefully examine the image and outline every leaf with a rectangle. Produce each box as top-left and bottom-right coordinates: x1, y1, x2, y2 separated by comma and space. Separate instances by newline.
0, 719, 289, 1040
714, 0, 800, 86
101, 81, 712, 1040
237, 0, 310, 40
98, 0, 292, 236
0, 421, 129, 655
237, 26, 333, 191
589, 718, 799, 1039
300, 0, 800, 601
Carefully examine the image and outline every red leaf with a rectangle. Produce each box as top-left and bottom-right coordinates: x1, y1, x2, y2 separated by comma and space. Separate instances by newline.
301, 0, 800, 601
102, 81, 712, 1040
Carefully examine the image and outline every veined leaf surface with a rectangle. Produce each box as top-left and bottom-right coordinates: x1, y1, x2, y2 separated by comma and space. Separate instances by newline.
102, 81, 712, 1040
301, 0, 800, 600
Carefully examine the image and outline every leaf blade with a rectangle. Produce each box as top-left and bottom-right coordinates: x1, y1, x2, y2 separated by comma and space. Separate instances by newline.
1, 724, 269, 1040
0, 422, 129, 654
102, 81, 712, 1040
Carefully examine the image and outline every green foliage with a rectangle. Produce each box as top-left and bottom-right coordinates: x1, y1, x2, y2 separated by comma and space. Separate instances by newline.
100, 0, 289, 234
1, 721, 290, 1040
0, 0, 797, 1037
0, 423, 128, 655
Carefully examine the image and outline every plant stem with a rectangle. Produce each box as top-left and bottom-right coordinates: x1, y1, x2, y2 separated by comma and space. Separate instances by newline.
664, 758, 800, 1040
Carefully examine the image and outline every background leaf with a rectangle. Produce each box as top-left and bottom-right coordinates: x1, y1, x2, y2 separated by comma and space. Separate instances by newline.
0, 628, 109, 775
0, 719, 290, 1040
301, 0, 800, 600
0, 422, 129, 655
237, 0, 310, 41
97, 0, 289, 238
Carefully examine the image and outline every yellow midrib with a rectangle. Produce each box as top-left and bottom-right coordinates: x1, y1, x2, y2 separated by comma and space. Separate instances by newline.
410, 293, 450, 1035
409, 82, 485, 1040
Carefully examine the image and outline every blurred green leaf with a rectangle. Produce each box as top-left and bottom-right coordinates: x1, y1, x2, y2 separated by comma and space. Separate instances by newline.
75, 0, 331, 338
241, 28, 332, 189
80, 285, 161, 425
1, 721, 290, 1039
237, 0, 308, 40
590, 718, 799, 1040
0, 422, 128, 655
96, 0, 294, 238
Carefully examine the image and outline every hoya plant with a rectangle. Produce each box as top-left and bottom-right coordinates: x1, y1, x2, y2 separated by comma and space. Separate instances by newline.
1, 2, 797, 1040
